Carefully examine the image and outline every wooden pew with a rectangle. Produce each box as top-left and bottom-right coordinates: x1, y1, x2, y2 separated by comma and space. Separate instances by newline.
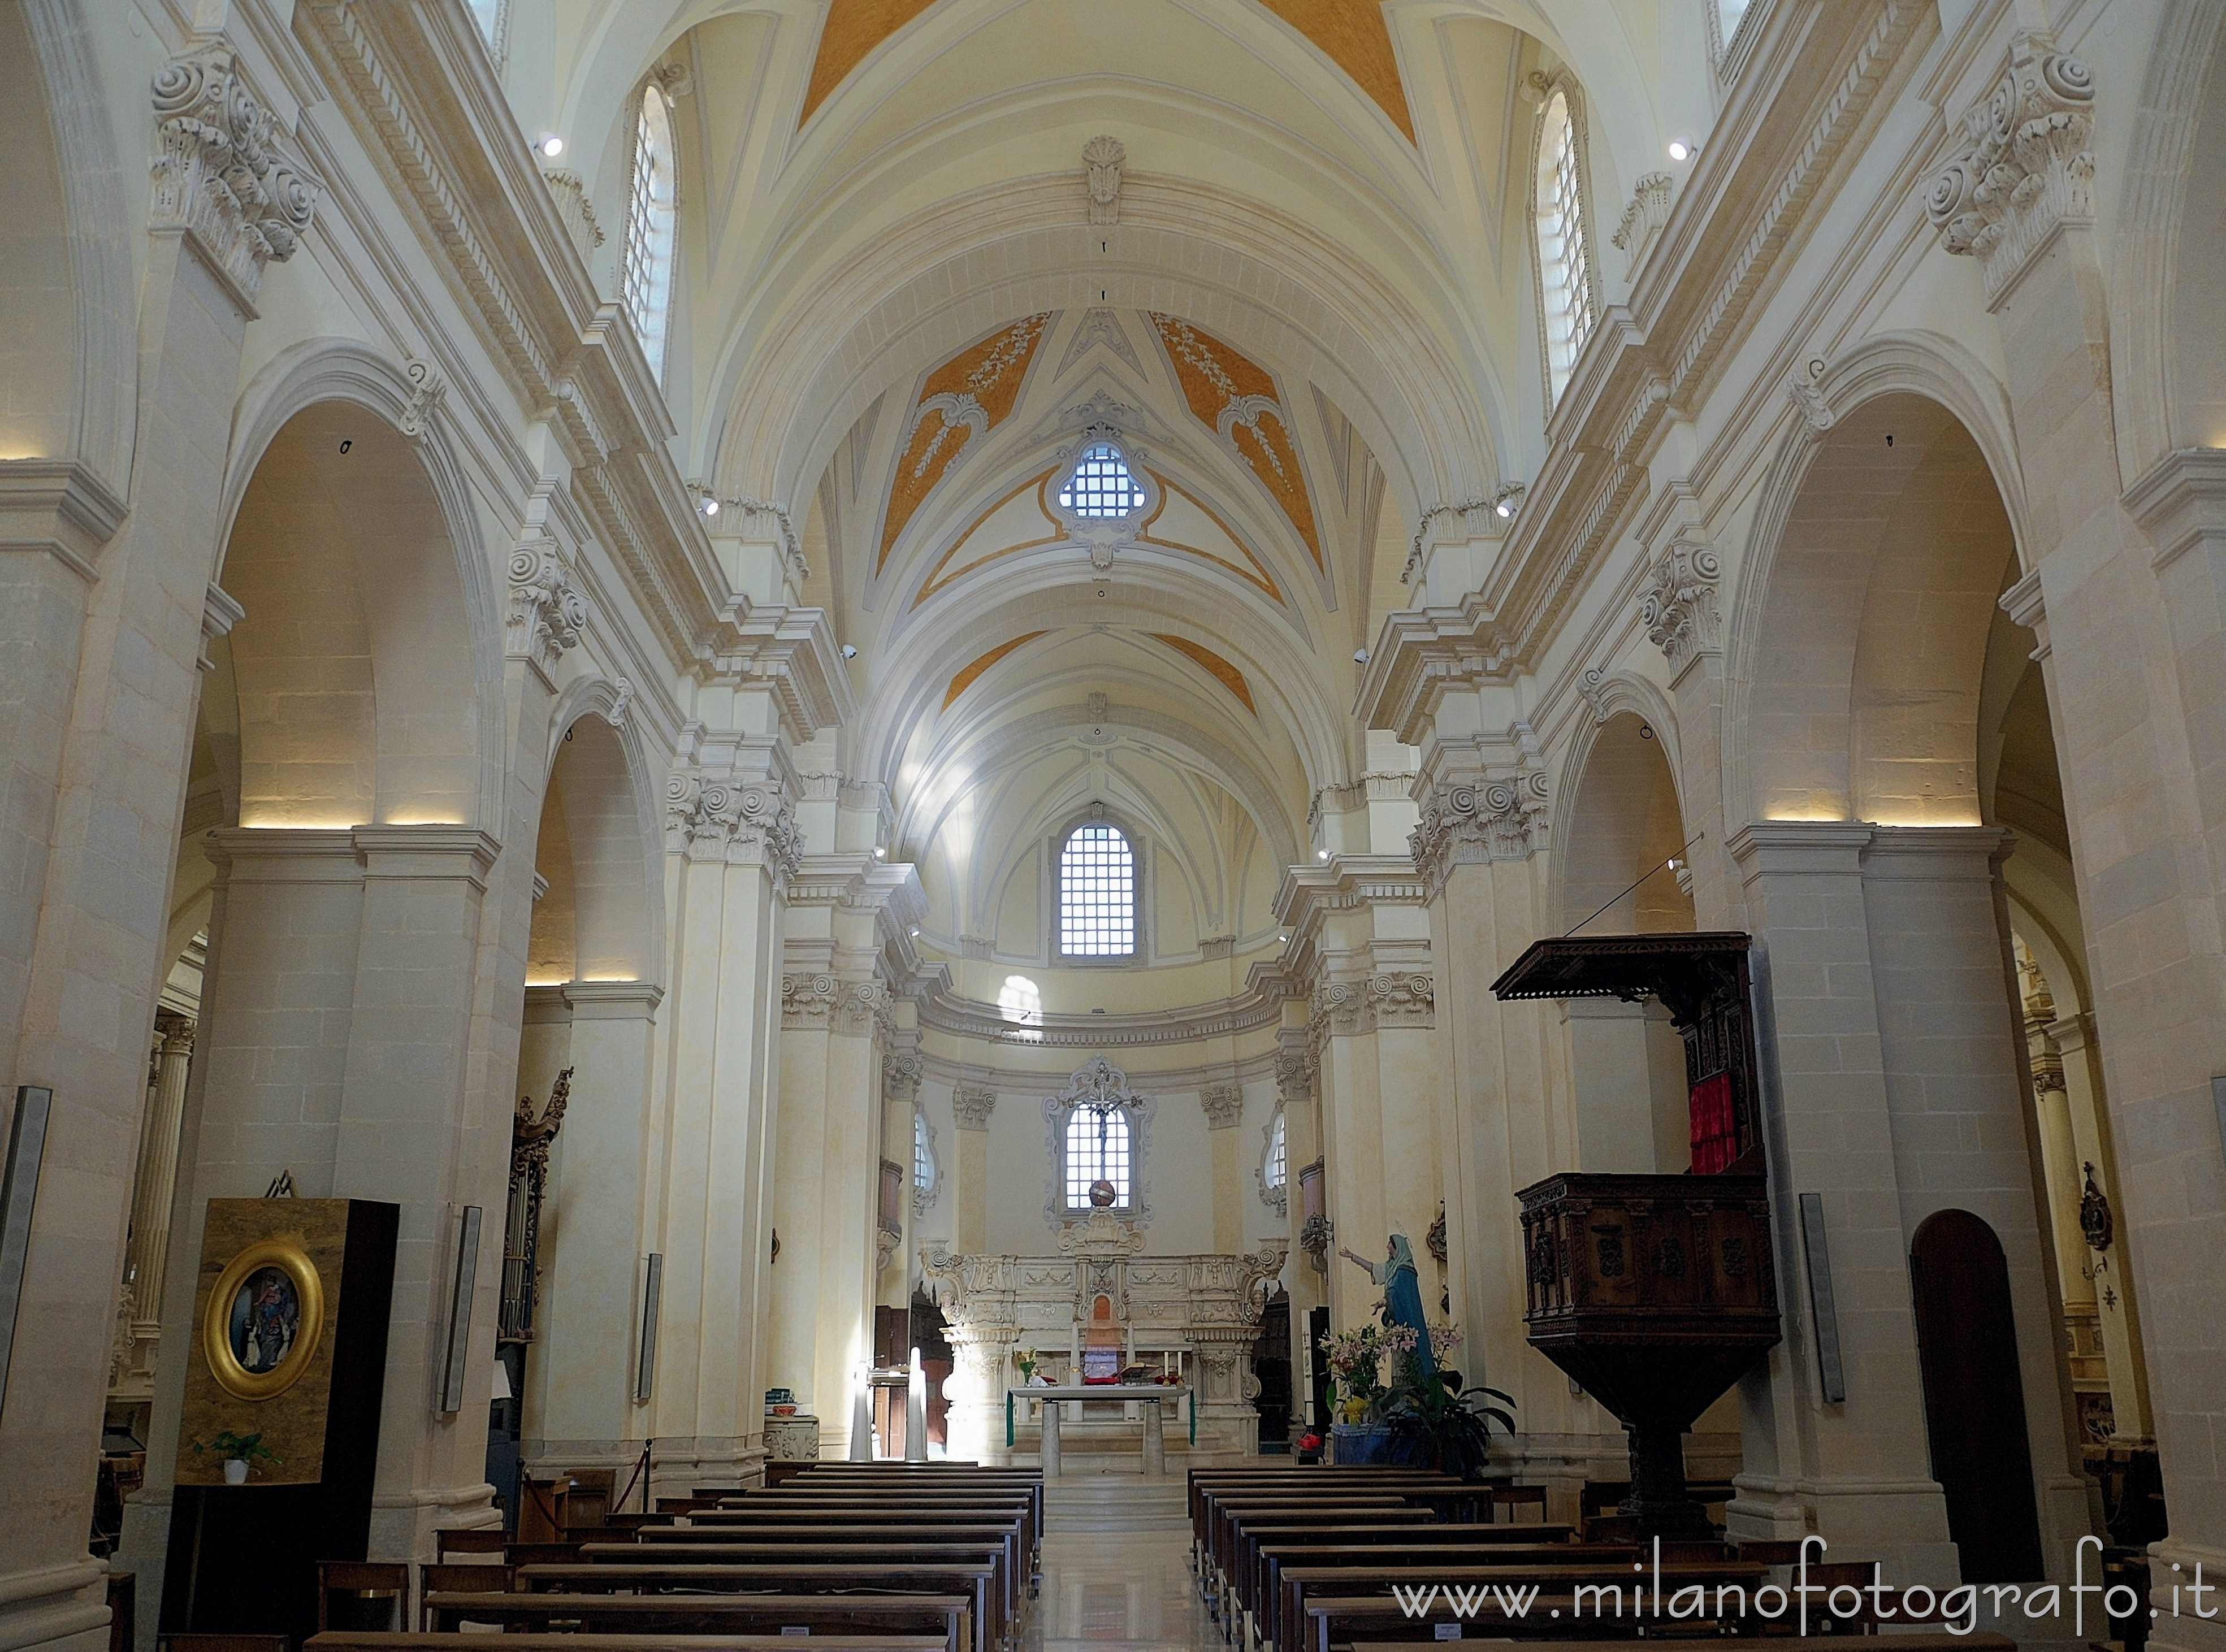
580, 1538, 1019, 1642
718, 1488, 1041, 1547
1285, 1560, 1768, 1652
515, 1560, 1000, 1652
420, 1592, 971, 1652
1204, 1497, 1442, 1608
670, 1503, 1037, 1595
1244, 1536, 1599, 1652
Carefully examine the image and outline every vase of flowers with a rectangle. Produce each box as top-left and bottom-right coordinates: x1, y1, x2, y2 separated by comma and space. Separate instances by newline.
1320, 1319, 1515, 1475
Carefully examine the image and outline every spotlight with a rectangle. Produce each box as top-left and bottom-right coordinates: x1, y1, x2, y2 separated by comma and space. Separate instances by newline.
1317, 849, 1330, 861
1496, 499, 1514, 519
873, 845, 886, 860
840, 644, 859, 660
538, 134, 565, 158
700, 496, 720, 516
1667, 138, 1691, 162
910, 927, 921, 938
1353, 648, 1370, 665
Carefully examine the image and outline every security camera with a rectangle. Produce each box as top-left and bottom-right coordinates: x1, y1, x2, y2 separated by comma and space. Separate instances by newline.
1352, 648, 1370, 665
840, 644, 859, 660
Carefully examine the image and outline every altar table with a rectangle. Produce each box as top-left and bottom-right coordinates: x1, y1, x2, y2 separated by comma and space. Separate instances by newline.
1006, 1384, 1190, 1476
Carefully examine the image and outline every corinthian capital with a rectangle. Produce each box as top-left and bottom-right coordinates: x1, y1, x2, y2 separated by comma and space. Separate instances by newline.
665, 769, 802, 878
1925, 32, 2095, 306
1199, 1083, 1245, 1130
150, 43, 323, 306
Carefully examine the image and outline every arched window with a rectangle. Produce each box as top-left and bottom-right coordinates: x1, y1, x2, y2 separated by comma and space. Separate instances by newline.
1265, 1112, 1287, 1190
1058, 822, 1136, 958
623, 84, 678, 380
912, 1110, 938, 1216
1532, 87, 1595, 406
1057, 441, 1147, 518
1064, 1103, 1132, 1208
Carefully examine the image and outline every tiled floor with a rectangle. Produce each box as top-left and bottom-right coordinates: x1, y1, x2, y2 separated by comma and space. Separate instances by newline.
1034, 1473, 1215, 1652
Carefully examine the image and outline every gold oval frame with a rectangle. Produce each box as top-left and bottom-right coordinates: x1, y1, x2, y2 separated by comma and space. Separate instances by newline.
202, 1237, 325, 1402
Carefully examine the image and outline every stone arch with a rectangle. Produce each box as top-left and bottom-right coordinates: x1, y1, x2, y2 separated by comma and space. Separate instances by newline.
1555, 708, 1693, 938
3, 0, 136, 487
2108, 1, 2226, 478
213, 346, 501, 829
1553, 705, 1695, 1177
533, 685, 668, 988
1725, 348, 2030, 830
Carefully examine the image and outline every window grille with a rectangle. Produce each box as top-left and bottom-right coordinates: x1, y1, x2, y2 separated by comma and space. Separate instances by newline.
1534, 89, 1595, 405
1064, 1104, 1132, 1207
1057, 443, 1147, 518
623, 85, 677, 379
1059, 823, 1136, 957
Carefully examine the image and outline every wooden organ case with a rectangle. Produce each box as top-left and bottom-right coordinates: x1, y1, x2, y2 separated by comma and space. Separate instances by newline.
1492, 933, 1781, 1537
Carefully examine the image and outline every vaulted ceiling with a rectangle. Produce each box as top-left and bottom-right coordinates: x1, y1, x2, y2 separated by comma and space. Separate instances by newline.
509, 0, 1714, 987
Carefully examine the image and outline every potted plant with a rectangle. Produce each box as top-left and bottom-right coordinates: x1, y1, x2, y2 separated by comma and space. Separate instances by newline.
1383, 1345, 1517, 1478
1322, 1323, 1396, 1462
191, 1429, 282, 1485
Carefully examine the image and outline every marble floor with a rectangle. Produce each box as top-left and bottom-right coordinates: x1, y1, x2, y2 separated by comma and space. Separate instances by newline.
1032, 1473, 1217, 1652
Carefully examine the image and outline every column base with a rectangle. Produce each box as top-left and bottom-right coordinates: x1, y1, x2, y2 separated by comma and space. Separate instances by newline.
0, 1560, 109, 1652
648, 1436, 766, 1504
1726, 1474, 1959, 1584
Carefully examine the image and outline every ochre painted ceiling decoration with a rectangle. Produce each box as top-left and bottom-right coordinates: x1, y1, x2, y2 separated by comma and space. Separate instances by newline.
912, 469, 1286, 607
880, 315, 1051, 573
801, 0, 939, 125
943, 632, 1047, 709
799, 0, 1413, 142
1147, 314, 1324, 572
1151, 634, 1257, 714
1254, 0, 1415, 142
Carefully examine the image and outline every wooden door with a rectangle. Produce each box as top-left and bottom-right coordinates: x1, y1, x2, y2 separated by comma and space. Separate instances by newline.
1908, 1209, 2045, 1582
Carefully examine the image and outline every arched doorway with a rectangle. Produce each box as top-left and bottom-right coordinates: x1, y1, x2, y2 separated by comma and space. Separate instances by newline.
1909, 1210, 2046, 1582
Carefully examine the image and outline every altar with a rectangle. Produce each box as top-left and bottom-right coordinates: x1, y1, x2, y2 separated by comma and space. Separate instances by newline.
1008, 1384, 1189, 1476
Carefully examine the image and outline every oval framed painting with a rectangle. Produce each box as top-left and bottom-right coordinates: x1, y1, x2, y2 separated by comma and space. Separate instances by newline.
202, 1237, 326, 1402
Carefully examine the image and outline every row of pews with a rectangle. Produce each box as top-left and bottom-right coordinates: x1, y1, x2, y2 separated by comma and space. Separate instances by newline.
303, 1463, 1040, 1652
1186, 1467, 2020, 1652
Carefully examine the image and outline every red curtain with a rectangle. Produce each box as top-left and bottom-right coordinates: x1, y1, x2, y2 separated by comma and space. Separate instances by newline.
1688, 1072, 1738, 1173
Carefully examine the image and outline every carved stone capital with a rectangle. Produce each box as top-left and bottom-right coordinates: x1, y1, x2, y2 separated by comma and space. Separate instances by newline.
1199, 1083, 1245, 1130
883, 1052, 925, 1104
838, 978, 895, 1040
1926, 32, 2096, 305
507, 536, 587, 676
665, 769, 802, 878
780, 970, 841, 1027
1612, 171, 1674, 275
1272, 1048, 1314, 1109
1639, 534, 1722, 668
150, 43, 323, 306
952, 1088, 998, 1130
1366, 971, 1435, 1029
1083, 135, 1125, 225
400, 356, 447, 439
1408, 767, 1551, 896
1307, 979, 1365, 1044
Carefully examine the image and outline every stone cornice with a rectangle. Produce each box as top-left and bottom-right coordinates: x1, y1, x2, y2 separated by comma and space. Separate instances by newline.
293, 1, 840, 695
914, 978, 1287, 1048
0, 460, 131, 583
1361, 1, 1925, 734
2124, 448, 2226, 575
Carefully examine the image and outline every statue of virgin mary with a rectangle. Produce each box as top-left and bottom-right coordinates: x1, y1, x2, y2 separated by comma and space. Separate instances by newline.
1339, 1233, 1435, 1383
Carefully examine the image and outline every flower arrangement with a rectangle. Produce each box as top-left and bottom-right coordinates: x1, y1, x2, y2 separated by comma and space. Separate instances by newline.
1321, 1316, 1515, 1475
1015, 1346, 1040, 1383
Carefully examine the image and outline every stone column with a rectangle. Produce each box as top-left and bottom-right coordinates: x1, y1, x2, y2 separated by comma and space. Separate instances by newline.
881, 1038, 924, 1311
525, 982, 662, 1471
1925, 31, 2225, 1629
923, 1249, 1019, 1465
648, 740, 798, 1499
116, 1020, 196, 1394
6, 45, 320, 1649
1725, 823, 1958, 1578
1201, 1083, 1245, 1253
952, 1089, 996, 1253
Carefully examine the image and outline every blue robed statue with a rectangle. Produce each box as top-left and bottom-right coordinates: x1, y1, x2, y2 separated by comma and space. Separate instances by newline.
1339, 1233, 1434, 1383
